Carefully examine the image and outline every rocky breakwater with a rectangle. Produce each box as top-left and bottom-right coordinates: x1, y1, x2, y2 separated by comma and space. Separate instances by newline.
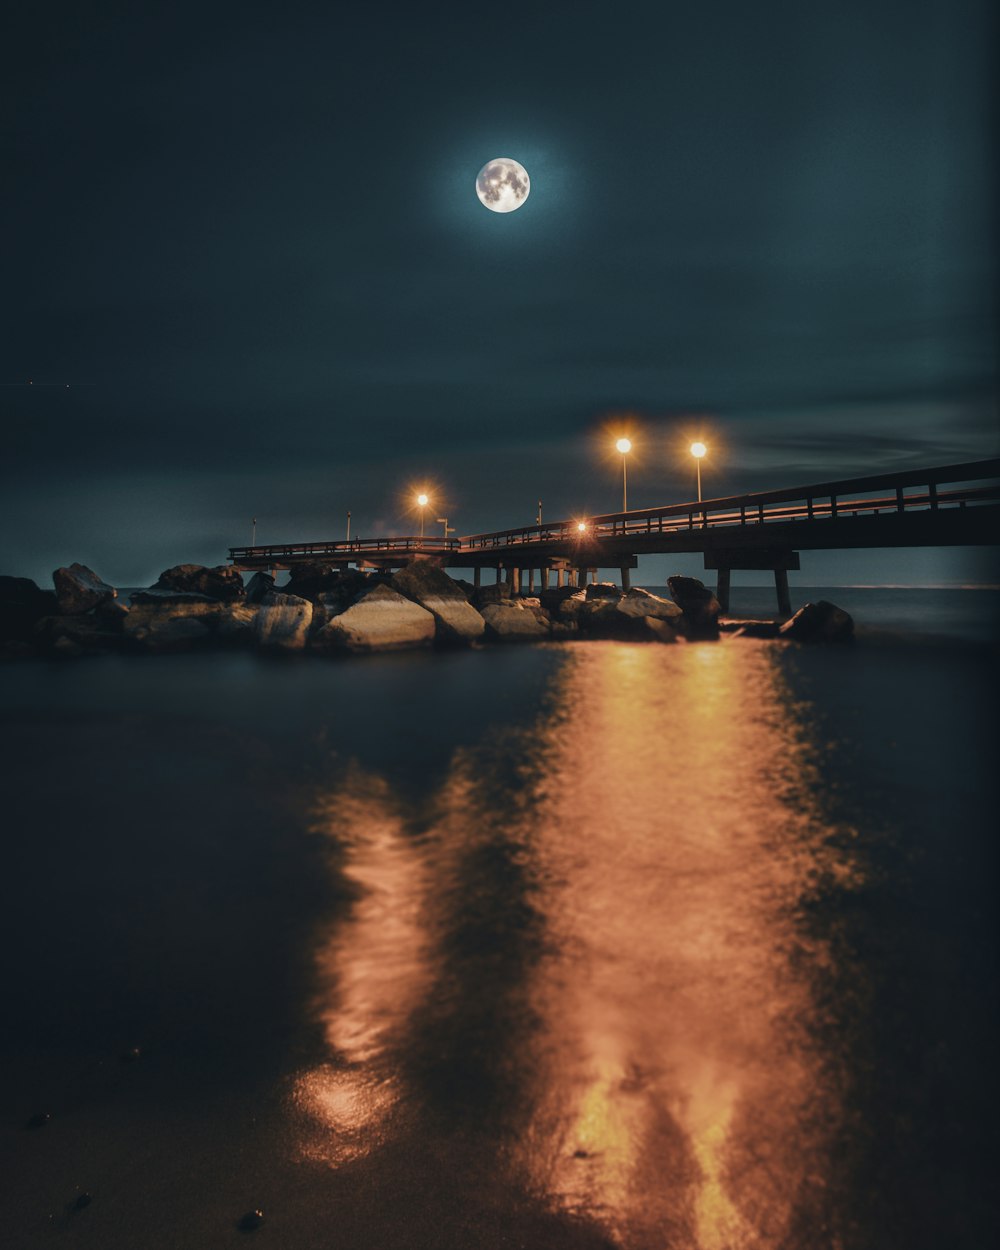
1, 560, 855, 659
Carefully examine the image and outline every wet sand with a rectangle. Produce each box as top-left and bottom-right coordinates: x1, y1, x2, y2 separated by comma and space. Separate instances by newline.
1, 637, 997, 1248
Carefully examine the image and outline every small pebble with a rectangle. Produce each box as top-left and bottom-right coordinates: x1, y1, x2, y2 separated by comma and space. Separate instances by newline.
26, 1111, 51, 1129
238, 1209, 265, 1231
75, 1193, 92, 1210
573, 1149, 590, 1159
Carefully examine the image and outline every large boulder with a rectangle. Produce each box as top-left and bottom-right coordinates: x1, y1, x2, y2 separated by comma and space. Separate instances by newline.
779, 600, 854, 644
314, 584, 435, 653
124, 614, 214, 652
585, 581, 622, 601
214, 603, 260, 641
34, 614, 125, 653
154, 563, 245, 601
245, 571, 276, 603
667, 575, 720, 639
254, 592, 313, 651
0, 576, 57, 644
480, 602, 550, 642
391, 562, 485, 644
615, 587, 683, 622
52, 563, 116, 615
285, 562, 344, 602
473, 582, 513, 608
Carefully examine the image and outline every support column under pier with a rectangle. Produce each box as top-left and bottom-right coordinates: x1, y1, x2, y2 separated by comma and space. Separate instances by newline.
527, 568, 535, 594
716, 568, 731, 614
474, 567, 482, 590
775, 568, 791, 616
704, 548, 799, 618
620, 567, 631, 592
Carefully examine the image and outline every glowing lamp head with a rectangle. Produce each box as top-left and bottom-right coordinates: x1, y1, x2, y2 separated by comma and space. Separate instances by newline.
690, 442, 707, 459
416, 493, 429, 507
577, 521, 587, 533
615, 437, 632, 455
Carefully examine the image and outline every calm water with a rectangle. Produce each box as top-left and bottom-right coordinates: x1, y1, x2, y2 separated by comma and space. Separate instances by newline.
1, 590, 997, 1248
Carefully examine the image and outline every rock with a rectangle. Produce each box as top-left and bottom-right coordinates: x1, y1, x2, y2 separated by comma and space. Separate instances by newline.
214, 603, 260, 641
52, 564, 116, 615
0, 576, 57, 643
779, 600, 854, 644
643, 617, 680, 642
314, 585, 435, 653
473, 582, 513, 608
480, 602, 550, 641
550, 620, 579, 639
254, 592, 313, 651
615, 587, 683, 622
97, 599, 130, 623
391, 562, 486, 643
34, 615, 125, 653
723, 619, 781, 639
285, 562, 343, 602
154, 563, 245, 601
451, 578, 476, 601
667, 575, 720, 639
126, 615, 214, 651
556, 591, 588, 620
244, 571, 275, 603
129, 589, 218, 608
585, 581, 621, 601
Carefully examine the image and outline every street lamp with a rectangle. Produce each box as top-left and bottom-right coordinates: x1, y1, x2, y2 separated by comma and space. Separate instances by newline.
436, 516, 454, 540
416, 492, 429, 539
576, 521, 587, 533
615, 437, 632, 511
690, 442, 707, 503
346, 510, 351, 542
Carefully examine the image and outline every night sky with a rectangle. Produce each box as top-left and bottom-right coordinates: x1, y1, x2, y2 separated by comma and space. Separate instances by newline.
3, 0, 996, 585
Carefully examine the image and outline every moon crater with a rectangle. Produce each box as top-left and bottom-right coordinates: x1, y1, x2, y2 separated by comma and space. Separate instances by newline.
476, 158, 530, 213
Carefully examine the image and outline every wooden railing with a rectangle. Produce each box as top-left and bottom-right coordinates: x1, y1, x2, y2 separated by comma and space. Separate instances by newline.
459, 459, 1000, 550
228, 535, 461, 562
229, 458, 1000, 563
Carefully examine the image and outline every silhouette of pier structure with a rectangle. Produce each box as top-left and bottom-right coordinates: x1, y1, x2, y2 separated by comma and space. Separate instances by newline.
229, 458, 1000, 613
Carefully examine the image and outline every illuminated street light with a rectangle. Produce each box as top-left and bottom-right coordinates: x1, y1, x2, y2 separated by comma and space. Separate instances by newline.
615, 436, 632, 511
690, 442, 707, 503
416, 492, 430, 539
577, 521, 587, 533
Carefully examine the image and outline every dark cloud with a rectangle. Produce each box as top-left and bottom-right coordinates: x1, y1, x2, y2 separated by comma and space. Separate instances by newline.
1, 0, 996, 581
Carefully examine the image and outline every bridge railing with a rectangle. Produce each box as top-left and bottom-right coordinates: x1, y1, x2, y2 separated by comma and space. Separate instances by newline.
459, 458, 1000, 550
229, 535, 461, 562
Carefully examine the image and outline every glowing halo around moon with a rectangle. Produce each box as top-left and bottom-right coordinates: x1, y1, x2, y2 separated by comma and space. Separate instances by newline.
476, 157, 530, 213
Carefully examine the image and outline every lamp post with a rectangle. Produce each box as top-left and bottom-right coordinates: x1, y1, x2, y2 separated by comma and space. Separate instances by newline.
536, 500, 542, 526
436, 517, 454, 541
690, 442, 707, 503
346, 510, 351, 542
615, 437, 632, 512
416, 492, 429, 539
251, 517, 257, 546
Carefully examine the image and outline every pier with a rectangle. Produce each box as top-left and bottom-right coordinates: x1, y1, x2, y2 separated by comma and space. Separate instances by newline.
229, 458, 1000, 612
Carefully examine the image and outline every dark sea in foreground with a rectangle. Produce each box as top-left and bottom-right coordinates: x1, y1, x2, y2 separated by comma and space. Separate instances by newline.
1, 588, 998, 1249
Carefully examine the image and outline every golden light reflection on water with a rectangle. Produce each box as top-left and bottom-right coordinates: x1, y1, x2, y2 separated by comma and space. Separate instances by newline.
295, 641, 860, 1246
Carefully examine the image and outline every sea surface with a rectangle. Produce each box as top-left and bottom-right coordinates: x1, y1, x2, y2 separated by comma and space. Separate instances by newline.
1, 589, 997, 1249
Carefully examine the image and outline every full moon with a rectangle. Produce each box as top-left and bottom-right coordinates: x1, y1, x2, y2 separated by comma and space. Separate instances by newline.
475, 157, 530, 213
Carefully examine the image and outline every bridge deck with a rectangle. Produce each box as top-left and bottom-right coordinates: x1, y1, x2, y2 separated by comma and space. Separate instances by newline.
229, 458, 1000, 572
